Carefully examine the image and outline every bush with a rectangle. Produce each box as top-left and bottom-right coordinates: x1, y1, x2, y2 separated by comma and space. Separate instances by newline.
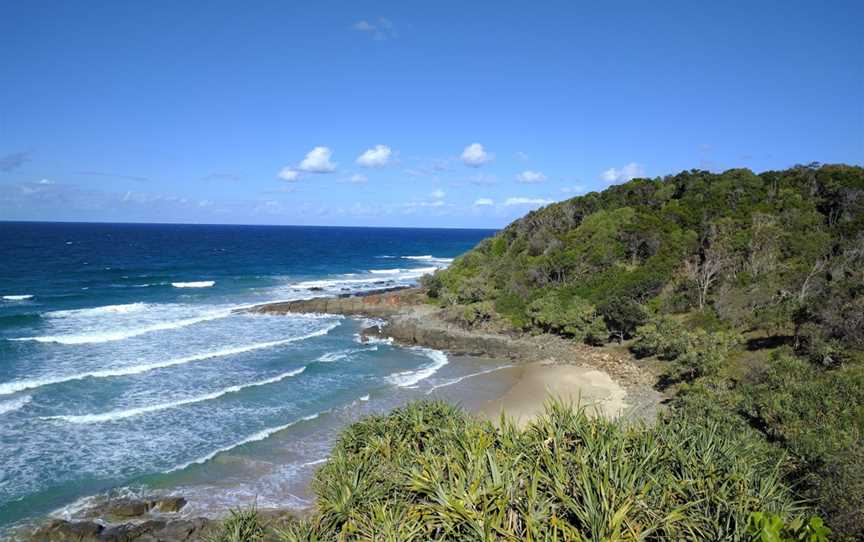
675, 328, 740, 380
442, 301, 495, 329
747, 512, 830, 542
632, 316, 739, 380
742, 355, 864, 539
527, 292, 607, 342
598, 296, 648, 342
277, 400, 800, 541
205, 507, 267, 542
631, 315, 689, 359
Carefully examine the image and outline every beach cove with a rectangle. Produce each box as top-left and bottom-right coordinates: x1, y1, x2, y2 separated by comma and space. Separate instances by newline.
18, 285, 661, 541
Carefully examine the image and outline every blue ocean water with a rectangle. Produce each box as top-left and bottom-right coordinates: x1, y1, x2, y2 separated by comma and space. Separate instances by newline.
0, 222, 501, 530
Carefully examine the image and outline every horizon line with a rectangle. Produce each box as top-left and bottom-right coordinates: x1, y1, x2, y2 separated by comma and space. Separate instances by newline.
0, 219, 499, 232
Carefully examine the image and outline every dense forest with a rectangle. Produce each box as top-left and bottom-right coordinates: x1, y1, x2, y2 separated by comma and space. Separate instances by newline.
206, 164, 861, 541
420, 163, 863, 539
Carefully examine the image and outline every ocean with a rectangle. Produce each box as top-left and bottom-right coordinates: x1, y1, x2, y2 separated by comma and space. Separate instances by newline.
0, 222, 507, 531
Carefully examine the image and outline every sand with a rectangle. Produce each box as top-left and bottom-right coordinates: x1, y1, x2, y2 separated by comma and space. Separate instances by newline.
478, 362, 629, 427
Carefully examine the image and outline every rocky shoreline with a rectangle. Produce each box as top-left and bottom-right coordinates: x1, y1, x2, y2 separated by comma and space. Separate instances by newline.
18, 287, 661, 542
247, 288, 660, 414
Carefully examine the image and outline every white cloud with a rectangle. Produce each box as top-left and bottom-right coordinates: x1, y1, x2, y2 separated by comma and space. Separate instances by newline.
356, 145, 392, 168
504, 197, 552, 207
278, 168, 301, 182
515, 151, 529, 161
430, 189, 446, 199
342, 173, 368, 184
37, 178, 53, 185
461, 143, 493, 167
299, 146, 337, 173
601, 162, 645, 184
473, 198, 494, 206
353, 18, 397, 40
516, 170, 547, 183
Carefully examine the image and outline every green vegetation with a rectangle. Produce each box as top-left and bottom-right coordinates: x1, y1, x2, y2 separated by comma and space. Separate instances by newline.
205, 163, 861, 540
209, 401, 820, 541
424, 163, 863, 539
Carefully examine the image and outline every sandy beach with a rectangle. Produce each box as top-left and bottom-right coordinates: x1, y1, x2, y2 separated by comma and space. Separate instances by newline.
477, 362, 630, 426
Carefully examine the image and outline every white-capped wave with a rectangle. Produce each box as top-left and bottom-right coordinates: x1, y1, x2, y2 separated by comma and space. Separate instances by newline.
0, 395, 31, 415
166, 412, 323, 472
172, 281, 215, 288
2, 295, 34, 301
47, 303, 149, 318
0, 322, 339, 395
425, 365, 513, 394
11, 309, 232, 345
368, 268, 403, 275
316, 345, 375, 363
353, 333, 393, 346
359, 394, 370, 402
43, 367, 306, 424
403, 255, 434, 260
386, 348, 449, 388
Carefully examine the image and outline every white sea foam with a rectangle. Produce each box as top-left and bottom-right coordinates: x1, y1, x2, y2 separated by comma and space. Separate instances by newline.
47, 303, 149, 318
0, 323, 339, 395
316, 346, 375, 363
290, 266, 439, 294
11, 309, 232, 345
425, 365, 514, 394
402, 255, 454, 265
166, 412, 323, 472
359, 394, 370, 401
43, 367, 306, 424
386, 348, 449, 387
0, 395, 31, 415
353, 333, 393, 346
2, 294, 34, 301
171, 281, 215, 288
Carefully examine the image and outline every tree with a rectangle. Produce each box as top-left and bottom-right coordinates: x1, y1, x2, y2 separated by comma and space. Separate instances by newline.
598, 297, 648, 343
684, 222, 734, 309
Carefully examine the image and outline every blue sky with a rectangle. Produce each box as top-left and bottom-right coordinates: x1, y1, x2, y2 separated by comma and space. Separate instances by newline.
1, 1, 862, 228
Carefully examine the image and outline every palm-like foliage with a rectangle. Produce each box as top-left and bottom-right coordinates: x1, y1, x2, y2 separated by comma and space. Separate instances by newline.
270, 400, 800, 541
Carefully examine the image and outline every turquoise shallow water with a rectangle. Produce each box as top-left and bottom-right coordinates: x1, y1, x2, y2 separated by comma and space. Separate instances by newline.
0, 222, 499, 530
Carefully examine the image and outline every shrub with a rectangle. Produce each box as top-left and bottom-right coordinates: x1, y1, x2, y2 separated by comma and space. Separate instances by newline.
747, 512, 830, 542
442, 301, 496, 329
204, 507, 267, 542
631, 315, 689, 359
675, 328, 740, 380
527, 292, 607, 342
598, 296, 648, 342
277, 400, 800, 541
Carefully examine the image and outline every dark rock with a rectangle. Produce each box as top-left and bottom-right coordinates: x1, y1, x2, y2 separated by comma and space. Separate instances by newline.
101, 520, 166, 541
24, 517, 213, 542
28, 519, 103, 542
152, 497, 187, 513
105, 498, 153, 519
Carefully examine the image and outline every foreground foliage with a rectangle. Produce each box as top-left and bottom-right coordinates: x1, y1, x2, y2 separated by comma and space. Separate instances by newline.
282, 401, 804, 541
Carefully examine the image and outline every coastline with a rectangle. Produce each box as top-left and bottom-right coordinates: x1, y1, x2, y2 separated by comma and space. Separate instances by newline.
248, 287, 662, 425
19, 287, 662, 542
